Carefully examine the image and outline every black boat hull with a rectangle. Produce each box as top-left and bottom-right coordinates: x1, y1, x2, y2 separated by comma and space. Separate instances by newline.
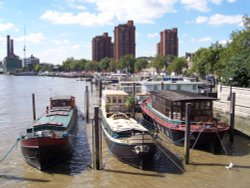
20, 137, 73, 170
143, 112, 228, 153
101, 124, 156, 169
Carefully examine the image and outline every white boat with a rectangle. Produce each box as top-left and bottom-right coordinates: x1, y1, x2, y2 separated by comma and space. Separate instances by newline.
100, 90, 156, 169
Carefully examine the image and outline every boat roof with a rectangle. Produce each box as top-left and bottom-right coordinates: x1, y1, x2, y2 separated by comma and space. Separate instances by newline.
51, 95, 73, 100
103, 90, 129, 96
106, 113, 148, 133
35, 109, 73, 128
150, 90, 216, 102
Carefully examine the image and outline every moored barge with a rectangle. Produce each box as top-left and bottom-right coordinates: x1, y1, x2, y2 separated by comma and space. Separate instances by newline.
100, 90, 156, 169
141, 90, 229, 153
20, 96, 78, 170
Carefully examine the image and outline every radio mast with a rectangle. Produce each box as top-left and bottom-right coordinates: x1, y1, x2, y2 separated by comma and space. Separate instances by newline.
23, 25, 26, 67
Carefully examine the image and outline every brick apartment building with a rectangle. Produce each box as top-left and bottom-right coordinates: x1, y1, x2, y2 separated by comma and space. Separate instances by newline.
92, 32, 113, 62
157, 28, 178, 57
114, 20, 136, 62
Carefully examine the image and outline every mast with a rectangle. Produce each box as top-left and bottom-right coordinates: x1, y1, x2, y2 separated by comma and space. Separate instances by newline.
23, 25, 26, 67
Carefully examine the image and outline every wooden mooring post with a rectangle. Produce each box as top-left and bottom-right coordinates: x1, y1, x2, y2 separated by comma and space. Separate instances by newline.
99, 80, 102, 106
229, 93, 236, 143
92, 107, 102, 170
184, 103, 191, 164
32, 93, 36, 121
132, 82, 136, 118
85, 86, 89, 123
161, 82, 164, 90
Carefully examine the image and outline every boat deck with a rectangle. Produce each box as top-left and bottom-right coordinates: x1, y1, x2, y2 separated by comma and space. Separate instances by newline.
35, 109, 73, 129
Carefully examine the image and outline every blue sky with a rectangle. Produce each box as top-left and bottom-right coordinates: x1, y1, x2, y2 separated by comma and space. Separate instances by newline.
0, 0, 249, 65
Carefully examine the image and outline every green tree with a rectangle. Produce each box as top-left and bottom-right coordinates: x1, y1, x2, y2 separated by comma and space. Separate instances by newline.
134, 57, 148, 73
99, 57, 111, 71
222, 16, 250, 87
167, 57, 188, 75
118, 54, 135, 73
151, 55, 167, 73
85, 61, 100, 71
192, 42, 224, 79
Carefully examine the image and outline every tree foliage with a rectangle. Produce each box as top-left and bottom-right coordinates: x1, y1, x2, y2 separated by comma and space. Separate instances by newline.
167, 57, 188, 75
134, 57, 148, 73
118, 54, 135, 73
192, 16, 250, 87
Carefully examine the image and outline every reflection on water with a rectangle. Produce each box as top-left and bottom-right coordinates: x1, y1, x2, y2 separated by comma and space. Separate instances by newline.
0, 75, 249, 188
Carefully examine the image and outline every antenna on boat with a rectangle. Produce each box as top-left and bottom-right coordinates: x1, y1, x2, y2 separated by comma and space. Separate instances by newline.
23, 25, 26, 67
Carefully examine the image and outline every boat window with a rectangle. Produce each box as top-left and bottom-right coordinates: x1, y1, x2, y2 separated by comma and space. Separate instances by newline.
200, 102, 205, 110
52, 100, 70, 107
112, 97, 117, 103
206, 102, 211, 109
192, 84, 196, 90
107, 97, 111, 103
116, 131, 132, 138
153, 85, 158, 90
117, 97, 122, 103
195, 102, 199, 110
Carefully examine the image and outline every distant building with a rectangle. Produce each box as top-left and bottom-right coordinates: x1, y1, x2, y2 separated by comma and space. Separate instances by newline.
23, 54, 40, 67
157, 28, 178, 57
0, 61, 3, 73
185, 52, 194, 69
3, 35, 22, 73
114, 20, 135, 62
92, 32, 113, 62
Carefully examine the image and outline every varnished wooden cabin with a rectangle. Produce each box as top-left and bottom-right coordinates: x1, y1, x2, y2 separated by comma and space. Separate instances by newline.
150, 90, 216, 122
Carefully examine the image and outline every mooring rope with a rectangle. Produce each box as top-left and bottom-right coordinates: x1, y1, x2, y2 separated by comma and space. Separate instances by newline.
0, 138, 20, 163
215, 131, 228, 154
102, 135, 116, 168
190, 127, 204, 154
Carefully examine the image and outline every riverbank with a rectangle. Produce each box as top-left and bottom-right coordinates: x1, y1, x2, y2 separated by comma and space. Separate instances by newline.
214, 110, 250, 139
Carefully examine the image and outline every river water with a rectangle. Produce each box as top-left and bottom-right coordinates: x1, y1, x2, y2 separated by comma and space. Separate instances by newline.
0, 75, 249, 188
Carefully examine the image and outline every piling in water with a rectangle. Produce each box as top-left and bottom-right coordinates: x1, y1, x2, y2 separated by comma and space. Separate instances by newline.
32, 93, 36, 121
184, 103, 191, 164
229, 93, 236, 143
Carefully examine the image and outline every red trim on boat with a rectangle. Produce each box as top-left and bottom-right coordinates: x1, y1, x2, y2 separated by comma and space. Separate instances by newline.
20, 137, 67, 147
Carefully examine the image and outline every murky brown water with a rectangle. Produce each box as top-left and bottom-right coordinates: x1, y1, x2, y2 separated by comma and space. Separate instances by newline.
0, 75, 249, 188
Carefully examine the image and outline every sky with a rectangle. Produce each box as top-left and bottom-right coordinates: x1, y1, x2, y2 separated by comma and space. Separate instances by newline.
0, 0, 249, 65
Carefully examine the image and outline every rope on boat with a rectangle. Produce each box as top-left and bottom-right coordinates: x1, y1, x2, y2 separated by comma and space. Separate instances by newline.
155, 142, 185, 173
215, 131, 228, 154
102, 136, 116, 168
190, 127, 204, 154
0, 138, 20, 164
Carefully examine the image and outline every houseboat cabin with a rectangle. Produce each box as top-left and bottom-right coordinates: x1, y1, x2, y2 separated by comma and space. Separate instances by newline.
102, 90, 130, 117
150, 90, 215, 122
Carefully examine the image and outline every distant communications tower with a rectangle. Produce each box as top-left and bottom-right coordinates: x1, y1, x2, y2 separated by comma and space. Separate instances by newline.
23, 25, 26, 67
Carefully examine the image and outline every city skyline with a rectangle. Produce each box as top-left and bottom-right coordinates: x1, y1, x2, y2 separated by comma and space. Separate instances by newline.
0, 0, 249, 65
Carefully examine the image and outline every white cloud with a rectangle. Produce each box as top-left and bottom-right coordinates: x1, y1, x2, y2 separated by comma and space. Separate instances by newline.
36, 43, 88, 64
147, 33, 159, 38
40, 10, 114, 26
41, 0, 178, 26
15, 33, 46, 43
218, 39, 231, 45
0, 1, 4, 9
191, 37, 212, 43
51, 39, 70, 45
227, 0, 236, 3
181, 0, 222, 12
195, 14, 243, 26
196, 16, 208, 24
0, 22, 18, 32
208, 14, 243, 26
